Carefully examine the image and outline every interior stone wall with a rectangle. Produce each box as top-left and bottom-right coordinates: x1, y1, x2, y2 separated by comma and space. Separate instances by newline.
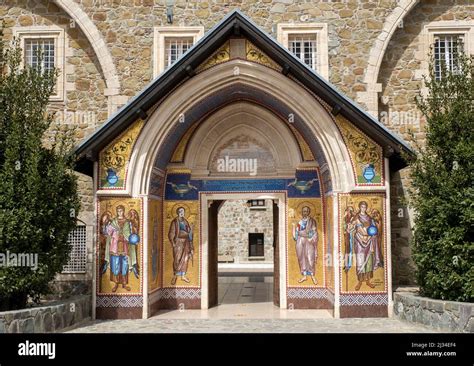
217, 200, 274, 264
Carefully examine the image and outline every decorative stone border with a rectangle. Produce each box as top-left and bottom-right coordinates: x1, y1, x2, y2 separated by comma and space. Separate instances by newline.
394, 291, 473, 333
0, 295, 91, 333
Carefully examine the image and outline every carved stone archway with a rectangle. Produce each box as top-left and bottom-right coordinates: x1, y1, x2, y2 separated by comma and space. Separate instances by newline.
183, 102, 306, 178
53, 0, 124, 115
128, 60, 354, 196
358, 0, 420, 116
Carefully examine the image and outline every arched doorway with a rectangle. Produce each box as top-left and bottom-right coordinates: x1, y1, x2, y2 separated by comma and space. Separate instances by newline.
152, 97, 333, 313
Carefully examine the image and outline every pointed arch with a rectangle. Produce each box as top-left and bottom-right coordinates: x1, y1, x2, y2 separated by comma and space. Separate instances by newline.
127, 60, 355, 196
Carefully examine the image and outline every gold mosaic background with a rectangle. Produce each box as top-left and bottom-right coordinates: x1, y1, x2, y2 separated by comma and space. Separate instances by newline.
339, 193, 386, 293
148, 198, 162, 292
97, 197, 142, 295
287, 197, 325, 287
162, 200, 200, 288
98, 119, 145, 190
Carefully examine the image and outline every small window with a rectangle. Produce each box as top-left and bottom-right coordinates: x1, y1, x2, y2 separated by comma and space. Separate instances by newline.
248, 199, 266, 209
13, 26, 65, 101
63, 225, 87, 273
288, 34, 317, 70
153, 26, 204, 77
249, 233, 264, 257
277, 23, 329, 79
434, 34, 464, 80
24, 38, 56, 94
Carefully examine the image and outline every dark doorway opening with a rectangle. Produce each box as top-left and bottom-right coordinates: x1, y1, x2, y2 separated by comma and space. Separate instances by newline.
249, 233, 264, 257
207, 199, 279, 308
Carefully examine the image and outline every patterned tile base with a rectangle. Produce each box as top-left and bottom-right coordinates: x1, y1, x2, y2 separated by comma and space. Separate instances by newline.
160, 288, 201, 299
339, 293, 388, 306
287, 287, 331, 300
96, 295, 143, 308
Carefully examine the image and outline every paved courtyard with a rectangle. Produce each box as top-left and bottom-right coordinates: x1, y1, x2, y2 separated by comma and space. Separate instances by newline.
68, 274, 440, 333
67, 316, 440, 333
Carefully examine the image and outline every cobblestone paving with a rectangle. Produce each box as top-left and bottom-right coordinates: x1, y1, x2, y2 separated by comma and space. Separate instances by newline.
67, 317, 441, 333
70, 276, 442, 333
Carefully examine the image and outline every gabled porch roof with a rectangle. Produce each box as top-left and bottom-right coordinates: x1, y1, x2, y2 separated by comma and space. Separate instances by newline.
75, 10, 414, 176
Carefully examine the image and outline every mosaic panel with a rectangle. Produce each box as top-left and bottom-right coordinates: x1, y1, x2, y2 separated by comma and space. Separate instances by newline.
96, 295, 143, 308
246, 41, 281, 71
196, 41, 231, 72
325, 194, 335, 291
287, 287, 331, 300
339, 294, 388, 306
163, 200, 200, 288
335, 115, 383, 186
339, 193, 387, 294
287, 197, 325, 288
288, 123, 315, 162
164, 170, 322, 199
97, 198, 142, 295
170, 123, 200, 163
160, 288, 201, 299
148, 198, 162, 292
149, 169, 165, 197
99, 119, 145, 190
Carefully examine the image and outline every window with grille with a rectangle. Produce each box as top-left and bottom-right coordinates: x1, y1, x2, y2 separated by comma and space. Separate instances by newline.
164, 37, 193, 69
63, 226, 87, 273
24, 38, 56, 72
153, 27, 204, 76
13, 27, 65, 101
434, 34, 464, 81
288, 34, 317, 70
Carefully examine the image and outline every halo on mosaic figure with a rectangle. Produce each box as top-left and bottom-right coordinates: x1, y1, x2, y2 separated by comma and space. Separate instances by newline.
169, 202, 197, 224
295, 201, 318, 217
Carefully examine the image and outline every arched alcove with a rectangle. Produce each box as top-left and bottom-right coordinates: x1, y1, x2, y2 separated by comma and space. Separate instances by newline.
129, 60, 350, 313
183, 102, 308, 178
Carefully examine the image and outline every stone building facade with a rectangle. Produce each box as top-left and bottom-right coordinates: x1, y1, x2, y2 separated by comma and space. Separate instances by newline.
1, 0, 472, 303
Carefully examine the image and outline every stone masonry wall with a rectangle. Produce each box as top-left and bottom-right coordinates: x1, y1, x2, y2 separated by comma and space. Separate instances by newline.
218, 200, 274, 263
378, 1, 473, 285
394, 291, 473, 333
0, 295, 91, 333
73, 0, 400, 100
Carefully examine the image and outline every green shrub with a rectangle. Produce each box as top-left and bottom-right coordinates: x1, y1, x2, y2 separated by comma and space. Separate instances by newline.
0, 31, 80, 310
409, 49, 473, 302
